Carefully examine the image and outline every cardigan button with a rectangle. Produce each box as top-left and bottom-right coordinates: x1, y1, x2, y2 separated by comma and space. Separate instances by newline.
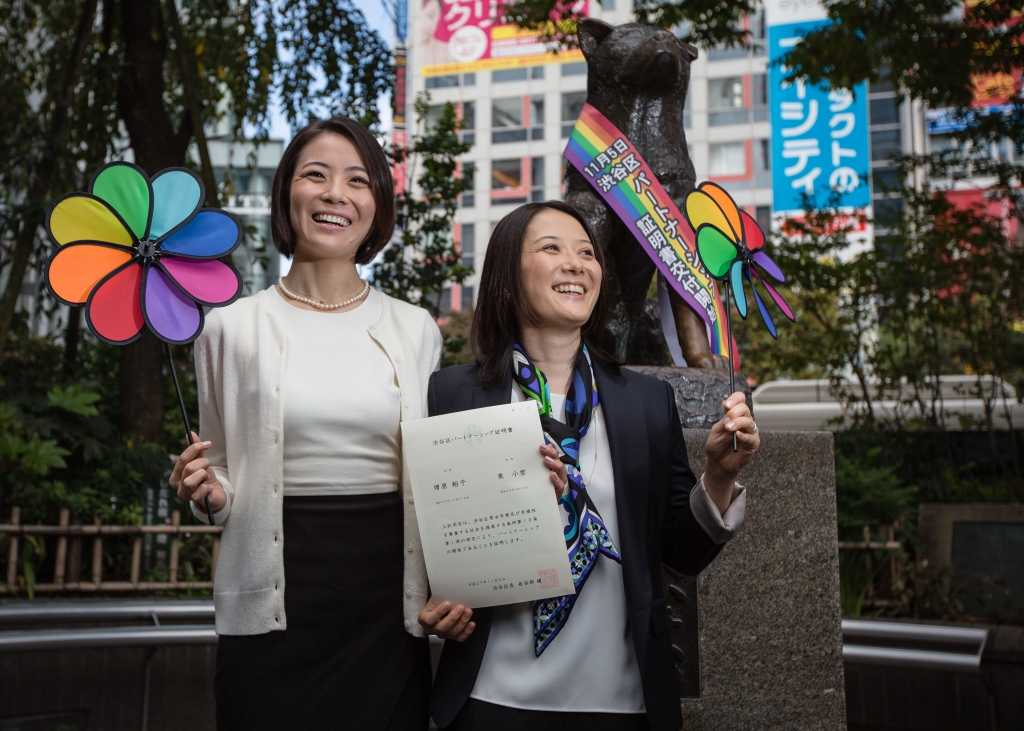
394, 355, 401, 363
407, 496, 414, 504
404, 620, 411, 630
405, 589, 412, 598
407, 543, 414, 553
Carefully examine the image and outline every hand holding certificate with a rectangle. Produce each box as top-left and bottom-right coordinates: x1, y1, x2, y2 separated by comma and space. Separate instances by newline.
402, 401, 574, 608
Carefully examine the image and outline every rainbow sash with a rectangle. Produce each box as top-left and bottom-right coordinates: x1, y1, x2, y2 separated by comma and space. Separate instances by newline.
564, 104, 730, 357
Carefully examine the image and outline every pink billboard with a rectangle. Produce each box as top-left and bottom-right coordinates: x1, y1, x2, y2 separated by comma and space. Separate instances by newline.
417, 0, 588, 76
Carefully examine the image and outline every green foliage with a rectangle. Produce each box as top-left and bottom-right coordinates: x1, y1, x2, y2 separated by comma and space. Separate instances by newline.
0, 323, 169, 528
835, 447, 916, 532
371, 93, 473, 317
839, 550, 874, 617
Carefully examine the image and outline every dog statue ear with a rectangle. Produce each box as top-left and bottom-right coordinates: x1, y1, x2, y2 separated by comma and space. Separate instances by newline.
577, 18, 614, 60
681, 42, 698, 62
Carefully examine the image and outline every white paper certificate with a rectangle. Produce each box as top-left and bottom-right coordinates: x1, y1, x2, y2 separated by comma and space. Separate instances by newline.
401, 401, 575, 608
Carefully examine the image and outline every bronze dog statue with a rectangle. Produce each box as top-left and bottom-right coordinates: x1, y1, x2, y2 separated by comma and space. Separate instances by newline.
565, 18, 728, 369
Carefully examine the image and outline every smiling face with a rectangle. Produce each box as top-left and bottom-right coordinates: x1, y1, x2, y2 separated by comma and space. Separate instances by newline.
288, 132, 376, 262
520, 209, 602, 333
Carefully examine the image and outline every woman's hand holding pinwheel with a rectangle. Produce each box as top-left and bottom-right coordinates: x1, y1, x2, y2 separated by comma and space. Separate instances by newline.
170, 432, 227, 513
704, 392, 759, 514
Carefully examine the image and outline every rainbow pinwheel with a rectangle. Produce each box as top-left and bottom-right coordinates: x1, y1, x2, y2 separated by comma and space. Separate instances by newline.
45, 161, 242, 345
44, 161, 243, 524
683, 181, 794, 339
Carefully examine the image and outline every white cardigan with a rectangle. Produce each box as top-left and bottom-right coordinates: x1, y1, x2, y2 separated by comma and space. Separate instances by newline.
191, 287, 442, 636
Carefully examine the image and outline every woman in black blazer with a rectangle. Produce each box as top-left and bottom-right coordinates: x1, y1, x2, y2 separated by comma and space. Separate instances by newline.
419, 201, 758, 731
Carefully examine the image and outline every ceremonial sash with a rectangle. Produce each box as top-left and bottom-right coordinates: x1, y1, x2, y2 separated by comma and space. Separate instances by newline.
564, 104, 731, 358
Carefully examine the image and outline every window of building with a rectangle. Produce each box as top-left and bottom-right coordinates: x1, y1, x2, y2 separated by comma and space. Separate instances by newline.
749, 8, 766, 39
708, 44, 747, 61
531, 95, 544, 126
460, 101, 475, 144
754, 139, 770, 172
928, 133, 956, 153
531, 95, 544, 140
425, 75, 459, 89
755, 205, 771, 233
708, 77, 747, 126
462, 285, 475, 310
871, 166, 900, 194
561, 91, 587, 137
709, 142, 746, 176
870, 97, 900, 126
422, 72, 475, 89
709, 77, 744, 109
871, 129, 902, 161
461, 162, 476, 208
752, 74, 767, 106
425, 103, 448, 131
492, 97, 525, 143
874, 197, 904, 227
492, 159, 523, 189
561, 62, 587, 76
492, 66, 544, 83
531, 157, 545, 202
460, 223, 475, 267
868, 65, 894, 94
439, 288, 452, 313
493, 68, 527, 83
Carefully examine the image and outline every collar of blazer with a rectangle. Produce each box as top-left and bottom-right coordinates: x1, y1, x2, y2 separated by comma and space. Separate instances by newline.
469, 360, 650, 570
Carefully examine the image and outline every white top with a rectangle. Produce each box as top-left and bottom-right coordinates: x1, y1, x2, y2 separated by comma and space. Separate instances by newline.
190, 287, 442, 636
470, 387, 747, 713
275, 289, 402, 496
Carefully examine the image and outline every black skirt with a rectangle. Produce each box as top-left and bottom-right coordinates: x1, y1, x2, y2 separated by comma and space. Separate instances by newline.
215, 493, 431, 731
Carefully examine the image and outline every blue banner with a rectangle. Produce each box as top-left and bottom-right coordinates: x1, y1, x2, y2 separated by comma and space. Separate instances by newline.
396, 0, 408, 42
768, 20, 871, 213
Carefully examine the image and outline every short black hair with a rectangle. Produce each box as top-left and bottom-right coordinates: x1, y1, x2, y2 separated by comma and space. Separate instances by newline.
270, 116, 395, 264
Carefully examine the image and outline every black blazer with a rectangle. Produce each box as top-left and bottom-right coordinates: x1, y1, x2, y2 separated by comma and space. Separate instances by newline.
427, 360, 724, 731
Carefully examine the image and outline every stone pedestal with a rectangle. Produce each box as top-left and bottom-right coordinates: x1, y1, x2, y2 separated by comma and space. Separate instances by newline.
670, 428, 846, 729
626, 366, 752, 428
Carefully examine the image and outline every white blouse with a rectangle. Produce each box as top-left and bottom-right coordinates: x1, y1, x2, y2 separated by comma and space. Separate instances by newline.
274, 289, 402, 496
469, 386, 746, 713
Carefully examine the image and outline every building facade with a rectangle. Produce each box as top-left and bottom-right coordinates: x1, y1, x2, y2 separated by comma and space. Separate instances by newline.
406, 1, 1012, 314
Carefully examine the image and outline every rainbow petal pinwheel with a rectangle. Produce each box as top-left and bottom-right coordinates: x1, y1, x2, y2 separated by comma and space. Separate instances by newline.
45, 161, 242, 345
44, 161, 243, 524
683, 181, 794, 339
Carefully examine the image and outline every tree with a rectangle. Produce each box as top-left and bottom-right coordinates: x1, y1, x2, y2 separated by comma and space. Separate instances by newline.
1, 0, 393, 442
371, 93, 473, 317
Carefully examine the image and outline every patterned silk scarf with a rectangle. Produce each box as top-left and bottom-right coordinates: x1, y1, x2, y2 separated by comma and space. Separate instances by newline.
511, 343, 621, 655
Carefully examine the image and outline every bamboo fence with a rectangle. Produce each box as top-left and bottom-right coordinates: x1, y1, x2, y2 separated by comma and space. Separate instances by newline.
838, 523, 904, 608
1, 506, 222, 594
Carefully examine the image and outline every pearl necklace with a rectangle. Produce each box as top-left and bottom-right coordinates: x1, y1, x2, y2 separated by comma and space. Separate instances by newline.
277, 277, 370, 310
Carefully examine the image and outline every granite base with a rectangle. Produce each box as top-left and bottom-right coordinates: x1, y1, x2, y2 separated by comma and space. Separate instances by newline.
671, 429, 846, 730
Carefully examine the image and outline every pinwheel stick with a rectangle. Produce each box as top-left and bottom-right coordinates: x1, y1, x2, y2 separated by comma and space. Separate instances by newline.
723, 280, 739, 453
165, 342, 216, 525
